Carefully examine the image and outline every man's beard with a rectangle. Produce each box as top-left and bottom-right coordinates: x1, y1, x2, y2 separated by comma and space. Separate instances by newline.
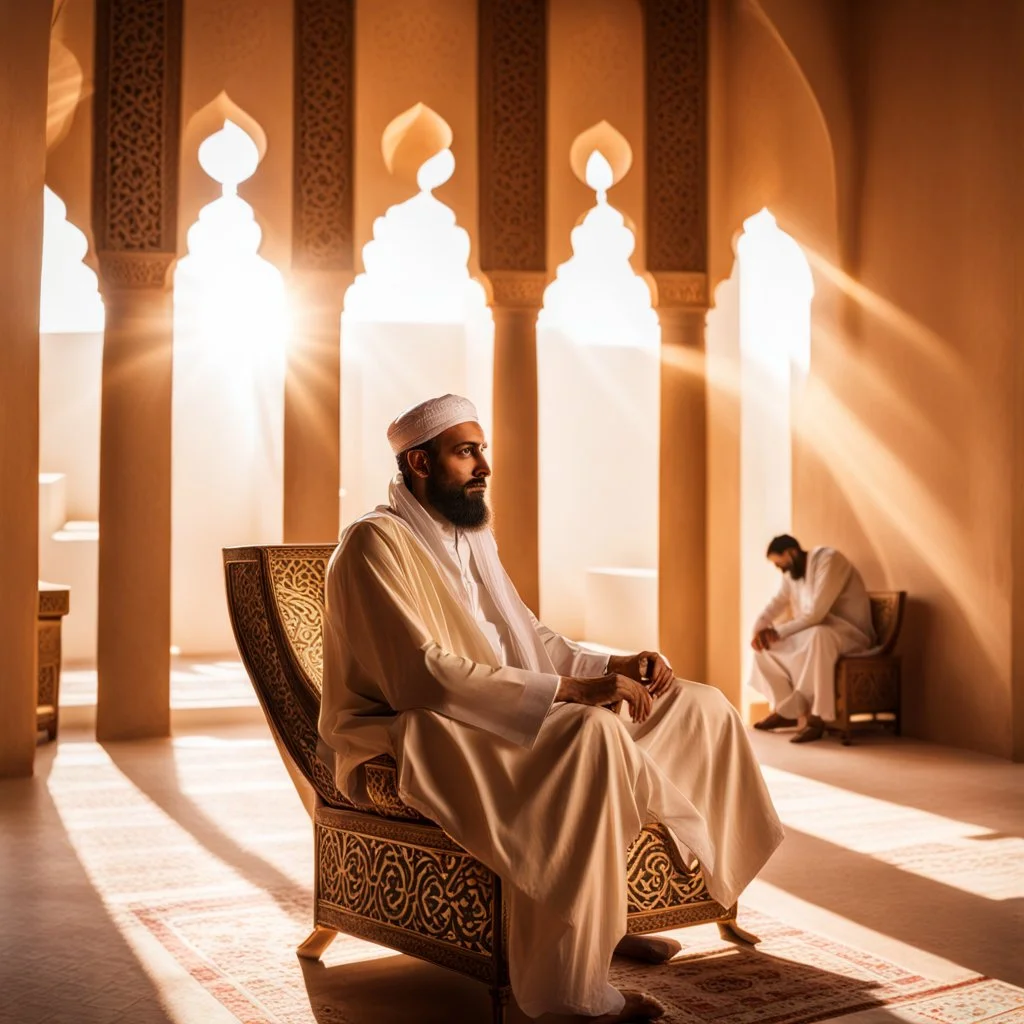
787, 551, 808, 580
426, 473, 491, 530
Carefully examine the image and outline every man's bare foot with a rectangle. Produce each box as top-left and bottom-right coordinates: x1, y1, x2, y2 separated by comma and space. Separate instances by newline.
590, 990, 666, 1022
614, 934, 682, 964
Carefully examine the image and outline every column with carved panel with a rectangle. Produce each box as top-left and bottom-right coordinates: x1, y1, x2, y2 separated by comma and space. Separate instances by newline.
645, 0, 710, 683
0, 2, 51, 777
478, 0, 547, 612
286, 0, 355, 543
93, 0, 182, 740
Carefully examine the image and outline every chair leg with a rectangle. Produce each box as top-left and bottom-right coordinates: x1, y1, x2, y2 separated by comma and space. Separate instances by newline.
490, 985, 510, 1024
717, 913, 760, 946
297, 926, 338, 960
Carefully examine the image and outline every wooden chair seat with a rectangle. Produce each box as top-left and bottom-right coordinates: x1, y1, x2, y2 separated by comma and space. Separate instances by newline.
833, 591, 907, 745
223, 544, 755, 1022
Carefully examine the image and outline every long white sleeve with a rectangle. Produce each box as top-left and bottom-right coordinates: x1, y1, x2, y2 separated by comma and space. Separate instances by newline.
325, 521, 559, 749
755, 579, 793, 633
775, 549, 852, 639
529, 614, 610, 679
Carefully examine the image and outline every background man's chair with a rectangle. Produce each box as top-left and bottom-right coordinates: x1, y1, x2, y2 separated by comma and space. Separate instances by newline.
833, 591, 906, 745
224, 544, 758, 1023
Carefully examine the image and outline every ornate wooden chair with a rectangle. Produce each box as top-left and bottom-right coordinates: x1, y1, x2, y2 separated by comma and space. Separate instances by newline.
37, 582, 70, 742
224, 544, 757, 1022
833, 591, 907, 745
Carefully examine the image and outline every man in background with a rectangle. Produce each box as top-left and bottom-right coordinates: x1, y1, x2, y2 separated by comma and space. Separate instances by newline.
749, 534, 875, 743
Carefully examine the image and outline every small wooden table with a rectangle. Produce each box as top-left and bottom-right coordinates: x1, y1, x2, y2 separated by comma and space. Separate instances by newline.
37, 582, 70, 742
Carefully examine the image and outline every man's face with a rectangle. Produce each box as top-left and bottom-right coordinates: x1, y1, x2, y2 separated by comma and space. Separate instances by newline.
769, 547, 806, 580
421, 421, 491, 529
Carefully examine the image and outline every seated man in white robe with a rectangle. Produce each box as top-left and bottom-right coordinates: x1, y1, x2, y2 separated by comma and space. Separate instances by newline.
319, 394, 784, 1023
749, 534, 876, 743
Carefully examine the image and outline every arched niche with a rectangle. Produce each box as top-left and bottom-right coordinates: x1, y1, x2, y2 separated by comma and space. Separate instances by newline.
37, 185, 105, 663
45, 0, 98, 272
705, 0, 844, 705
340, 103, 493, 527
537, 127, 659, 649
178, 91, 271, 261
548, 0, 646, 274
172, 116, 288, 656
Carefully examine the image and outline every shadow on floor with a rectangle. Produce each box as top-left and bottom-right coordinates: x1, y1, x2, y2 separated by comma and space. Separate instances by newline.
761, 822, 1024, 987
750, 727, 1024, 838
0, 743, 177, 1024
298, 936, 964, 1024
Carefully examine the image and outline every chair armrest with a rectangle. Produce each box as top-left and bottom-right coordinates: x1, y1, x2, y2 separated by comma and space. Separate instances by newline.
360, 755, 431, 823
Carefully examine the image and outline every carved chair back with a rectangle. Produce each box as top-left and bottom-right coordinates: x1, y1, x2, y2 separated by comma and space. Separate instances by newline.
866, 591, 906, 655
223, 544, 346, 806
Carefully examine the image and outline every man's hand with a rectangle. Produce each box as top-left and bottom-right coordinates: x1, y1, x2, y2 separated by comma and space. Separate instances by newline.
608, 651, 675, 697
556, 674, 653, 723
751, 627, 780, 652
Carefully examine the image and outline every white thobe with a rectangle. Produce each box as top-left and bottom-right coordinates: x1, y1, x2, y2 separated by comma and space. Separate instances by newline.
748, 546, 875, 720
319, 511, 784, 1017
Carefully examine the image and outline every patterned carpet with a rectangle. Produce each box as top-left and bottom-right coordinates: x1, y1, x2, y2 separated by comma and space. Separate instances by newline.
127, 892, 1024, 1024
40, 737, 1024, 1024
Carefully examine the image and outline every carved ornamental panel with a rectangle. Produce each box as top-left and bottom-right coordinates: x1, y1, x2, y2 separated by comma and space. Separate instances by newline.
293, 0, 355, 271
93, 0, 182, 255
644, 0, 707, 273
478, 0, 547, 272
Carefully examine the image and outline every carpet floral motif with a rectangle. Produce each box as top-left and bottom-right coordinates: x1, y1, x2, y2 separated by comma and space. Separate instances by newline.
129, 896, 1024, 1024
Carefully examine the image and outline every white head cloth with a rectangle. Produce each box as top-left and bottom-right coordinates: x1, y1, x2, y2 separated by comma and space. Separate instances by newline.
385, 477, 557, 675
387, 394, 480, 455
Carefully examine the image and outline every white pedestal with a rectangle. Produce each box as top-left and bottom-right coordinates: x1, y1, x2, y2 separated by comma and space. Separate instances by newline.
584, 567, 658, 652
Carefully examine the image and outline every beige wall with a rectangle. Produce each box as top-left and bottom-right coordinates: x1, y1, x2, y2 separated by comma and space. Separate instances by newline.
804, 0, 1020, 758
712, 0, 1023, 759
354, 0, 478, 275
46, 0, 97, 261
179, 0, 294, 269
707, 0, 844, 707
547, 0, 645, 273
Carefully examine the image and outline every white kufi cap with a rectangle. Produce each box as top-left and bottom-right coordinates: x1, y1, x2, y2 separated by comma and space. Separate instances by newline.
387, 394, 480, 455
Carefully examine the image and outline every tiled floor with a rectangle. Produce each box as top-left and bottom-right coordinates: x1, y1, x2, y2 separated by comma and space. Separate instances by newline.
61, 657, 257, 709
1, 722, 1021, 1024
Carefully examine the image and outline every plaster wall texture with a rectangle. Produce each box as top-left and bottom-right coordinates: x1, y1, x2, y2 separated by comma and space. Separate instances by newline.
179, 0, 294, 270
808, 0, 1020, 758
354, 0, 479, 277
706, 0, 843, 708
710, 0, 1023, 758
45, 0, 97, 263
547, 0, 645, 273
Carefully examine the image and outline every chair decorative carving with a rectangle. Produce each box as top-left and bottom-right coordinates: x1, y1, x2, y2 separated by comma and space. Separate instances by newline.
224, 544, 756, 1022
833, 591, 906, 746
37, 582, 70, 742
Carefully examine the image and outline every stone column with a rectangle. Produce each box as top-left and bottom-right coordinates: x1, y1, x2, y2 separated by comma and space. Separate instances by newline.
489, 272, 546, 612
478, 0, 547, 611
644, 0, 711, 683
95, 257, 175, 740
0, 2, 51, 777
287, 0, 355, 542
652, 275, 709, 682
285, 272, 350, 541
93, 0, 182, 740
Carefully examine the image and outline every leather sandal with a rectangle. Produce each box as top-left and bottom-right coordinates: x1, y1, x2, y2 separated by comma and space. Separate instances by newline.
790, 721, 826, 743
754, 712, 797, 731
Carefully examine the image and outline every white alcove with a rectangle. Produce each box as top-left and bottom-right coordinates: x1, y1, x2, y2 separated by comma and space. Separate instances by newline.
172, 119, 288, 655
340, 104, 493, 526
538, 125, 660, 650
709, 208, 813, 706
38, 185, 105, 663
